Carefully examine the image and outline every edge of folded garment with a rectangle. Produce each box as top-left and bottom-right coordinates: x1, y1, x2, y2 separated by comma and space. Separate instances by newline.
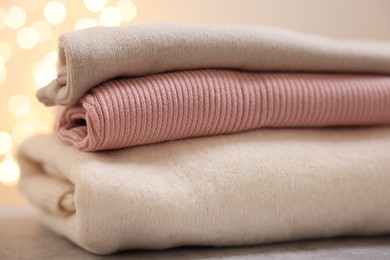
17, 128, 390, 254
36, 22, 390, 106
55, 70, 390, 152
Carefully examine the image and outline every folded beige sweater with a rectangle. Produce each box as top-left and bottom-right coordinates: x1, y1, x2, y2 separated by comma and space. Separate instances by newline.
18, 128, 390, 255
37, 23, 390, 105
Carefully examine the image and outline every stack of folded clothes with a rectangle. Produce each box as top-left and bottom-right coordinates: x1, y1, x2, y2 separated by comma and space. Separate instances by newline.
17, 23, 390, 255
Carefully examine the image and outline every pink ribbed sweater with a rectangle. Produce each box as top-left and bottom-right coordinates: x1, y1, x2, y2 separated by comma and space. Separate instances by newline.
56, 70, 390, 151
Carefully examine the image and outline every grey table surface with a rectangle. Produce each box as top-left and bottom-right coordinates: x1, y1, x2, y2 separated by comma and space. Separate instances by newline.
1, 206, 390, 260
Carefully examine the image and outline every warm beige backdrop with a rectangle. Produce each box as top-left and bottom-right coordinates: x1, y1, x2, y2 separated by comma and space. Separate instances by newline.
1, 0, 389, 205
135, 0, 390, 40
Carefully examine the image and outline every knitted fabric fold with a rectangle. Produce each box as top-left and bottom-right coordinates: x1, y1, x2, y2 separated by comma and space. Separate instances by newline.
36, 22, 390, 106
56, 70, 390, 152
18, 128, 390, 255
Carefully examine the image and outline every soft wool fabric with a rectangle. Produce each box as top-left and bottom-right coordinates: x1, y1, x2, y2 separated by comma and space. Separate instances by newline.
18, 128, 390, 255
56, 70, 390, 151
37, 22, 390, 106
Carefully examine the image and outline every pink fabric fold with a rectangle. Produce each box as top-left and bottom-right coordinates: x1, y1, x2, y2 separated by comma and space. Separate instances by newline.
56, 70, 390, 151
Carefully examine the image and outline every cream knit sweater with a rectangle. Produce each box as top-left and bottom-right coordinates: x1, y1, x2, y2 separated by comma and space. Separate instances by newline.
18, 128, 390, 255
37, 23, 390, 105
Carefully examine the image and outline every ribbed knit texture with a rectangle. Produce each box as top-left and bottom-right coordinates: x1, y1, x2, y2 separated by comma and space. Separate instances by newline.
56, 70, 390, 152
37, 22, 390, 106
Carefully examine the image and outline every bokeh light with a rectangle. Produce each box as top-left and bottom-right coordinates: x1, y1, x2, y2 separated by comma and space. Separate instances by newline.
31, 20, 52, 43
4, 6, 27, 30
44, 50, 58, 65
74, 18, 100, 30
0, 132, 13, 155
99, 7, 122, 26
17, 27, 39, 50
116, 0, 137, 22
0, 0, 138, 190
0, 42, 12, 63
0, 67, 6, 86
8, 95, 31, 117
12, 122, 35, 144
0, 43, 10, 86
33, 60, 57, 88
0, 8, 6, 29
0, 157, 20, 186
84, 0, 107, 13
44, 1, 67, 25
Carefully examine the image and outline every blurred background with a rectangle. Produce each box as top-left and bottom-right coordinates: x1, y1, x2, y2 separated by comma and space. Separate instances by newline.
1, 0, 389, 206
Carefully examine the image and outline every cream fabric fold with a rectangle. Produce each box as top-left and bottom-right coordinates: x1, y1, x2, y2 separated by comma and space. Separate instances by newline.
18, 128, 390, 255
37, 22, 390, 106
